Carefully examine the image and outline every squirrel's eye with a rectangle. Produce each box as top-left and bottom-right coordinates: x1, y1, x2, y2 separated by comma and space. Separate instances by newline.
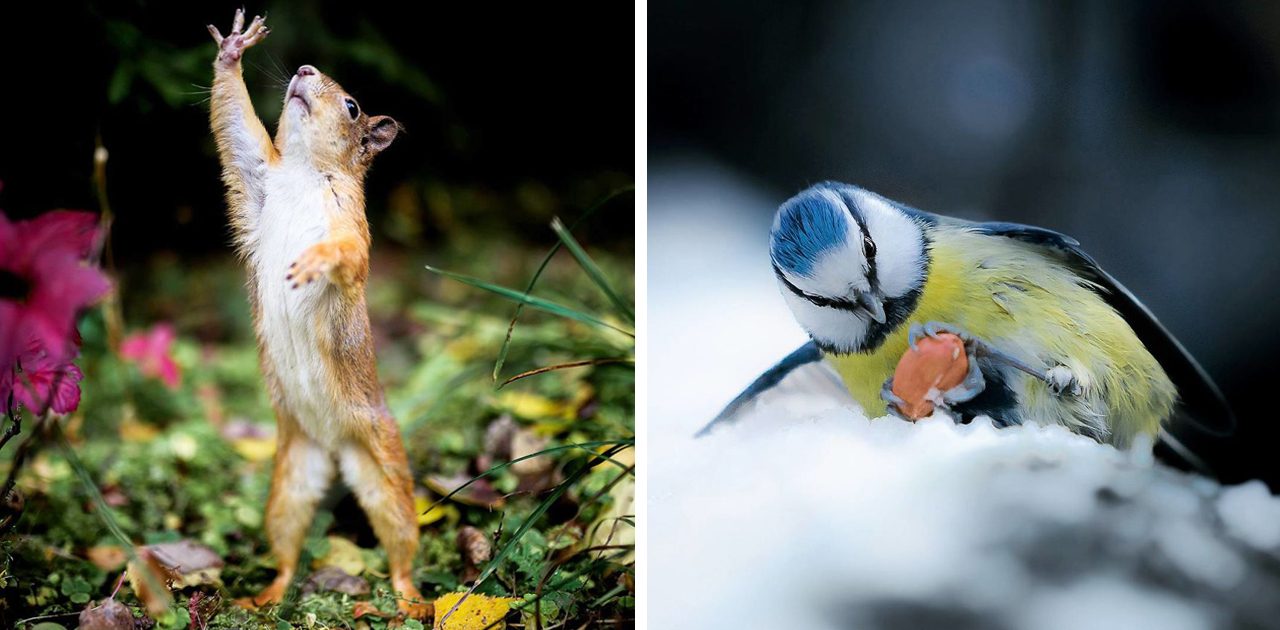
344, 98, 360, 120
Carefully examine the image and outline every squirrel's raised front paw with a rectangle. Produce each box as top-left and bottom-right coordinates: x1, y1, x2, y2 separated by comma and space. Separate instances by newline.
208, 9, 269, 66
287, 246, 335, 289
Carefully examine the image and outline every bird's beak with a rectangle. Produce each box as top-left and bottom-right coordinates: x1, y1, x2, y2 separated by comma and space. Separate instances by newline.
855, 291, 887, 324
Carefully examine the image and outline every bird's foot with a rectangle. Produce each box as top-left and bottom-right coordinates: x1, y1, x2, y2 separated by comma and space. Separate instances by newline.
1045, 365, 1084, 397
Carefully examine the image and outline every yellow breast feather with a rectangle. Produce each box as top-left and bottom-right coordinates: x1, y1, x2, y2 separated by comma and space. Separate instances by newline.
829, 226, 1175, 446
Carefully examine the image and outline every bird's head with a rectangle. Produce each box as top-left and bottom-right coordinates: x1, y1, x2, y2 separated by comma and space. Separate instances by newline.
769, 182, 931, 354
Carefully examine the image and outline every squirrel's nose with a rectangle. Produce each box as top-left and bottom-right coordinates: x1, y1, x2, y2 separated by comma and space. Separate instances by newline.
296, 65, 317, 77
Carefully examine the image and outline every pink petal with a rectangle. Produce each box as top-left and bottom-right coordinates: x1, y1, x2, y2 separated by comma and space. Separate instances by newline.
18, 210, 100, 260
120, 333, 147, 360
48, 363, 83, 414
7, 338, 83, 415
158, 357, 181, 389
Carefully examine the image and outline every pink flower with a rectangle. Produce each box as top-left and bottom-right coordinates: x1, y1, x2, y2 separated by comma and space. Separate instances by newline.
0, 209, 108, 414
120, 324, 181, 389
0, 210, 108, 364
3, 339, 83, 414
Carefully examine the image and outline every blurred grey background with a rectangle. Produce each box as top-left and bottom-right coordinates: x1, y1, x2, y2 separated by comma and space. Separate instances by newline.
650, 0, 1280, 487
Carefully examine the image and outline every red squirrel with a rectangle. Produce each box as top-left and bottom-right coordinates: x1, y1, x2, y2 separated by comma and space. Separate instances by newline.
206, 10, 426, 618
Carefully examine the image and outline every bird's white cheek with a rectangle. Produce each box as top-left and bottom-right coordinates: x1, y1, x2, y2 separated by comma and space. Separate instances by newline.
779, 284, 869, 352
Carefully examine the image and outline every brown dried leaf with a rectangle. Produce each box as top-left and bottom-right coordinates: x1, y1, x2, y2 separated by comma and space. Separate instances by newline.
509, 429, 551, 476
147, 540, 224, 587
303, 566, 371, 596
352, 600, 395, 620
425, 474, 506, 509
78, 597, 134, 630
456, 526, 492, 584
127, 548, 178, 617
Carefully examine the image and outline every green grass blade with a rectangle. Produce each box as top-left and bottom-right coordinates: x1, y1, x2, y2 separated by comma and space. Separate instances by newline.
493, 185, 634, 382
550, 216, 635, 323
424, 265, 634, 337
419, 440, 634, 515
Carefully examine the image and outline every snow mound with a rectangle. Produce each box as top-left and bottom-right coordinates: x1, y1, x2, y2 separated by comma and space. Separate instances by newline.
651, 404, 1280, 630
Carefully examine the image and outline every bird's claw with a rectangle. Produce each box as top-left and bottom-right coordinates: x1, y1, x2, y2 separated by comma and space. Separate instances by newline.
1045, 365, 1084, 397
880, 378, 907, 407
907, 321, 974, 351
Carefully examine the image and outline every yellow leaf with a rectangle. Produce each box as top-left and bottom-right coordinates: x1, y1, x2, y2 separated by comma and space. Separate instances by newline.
445, 336, 482, 361
312, 536, 365, 576
497, 391, 566, 420
433, 592, 518, 630
569, 382, 595, 416
119, 417, 160, 442
415, 495, 459, 526
232, 436, 276, 462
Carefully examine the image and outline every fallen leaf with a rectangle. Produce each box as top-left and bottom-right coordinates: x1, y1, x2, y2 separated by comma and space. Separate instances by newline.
231, 436, 276, 462
456, 526, 491, 584
312, 536, 366, 576
221, 419, 277, 462
415, 494, 460, 526
303, 566, 370, 596
496, 391, 566, 421
433, 592, 517, 630
480, 415, 519, 465
127, 547, 177, 617
86, 545, 127, 571
78, 597, 133, 630
509, 429, 551, 477
425, 474, 506, 509
146, 539, 225, 587
352, 600, 395, 620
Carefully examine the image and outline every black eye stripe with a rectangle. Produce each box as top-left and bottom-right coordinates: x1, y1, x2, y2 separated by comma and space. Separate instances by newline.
772, 264, 862, 313
838, 190, 879, 289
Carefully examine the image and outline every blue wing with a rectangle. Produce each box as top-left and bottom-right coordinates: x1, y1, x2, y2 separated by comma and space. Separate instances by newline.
698, 342, 843, 436
965, 219, 1237, 438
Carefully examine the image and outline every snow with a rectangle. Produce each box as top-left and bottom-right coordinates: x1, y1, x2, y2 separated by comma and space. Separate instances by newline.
649, 157, 1280, 630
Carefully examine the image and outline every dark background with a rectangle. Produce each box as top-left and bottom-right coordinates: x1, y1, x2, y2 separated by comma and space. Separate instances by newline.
0, 0, 634, 255
652, 0, 1280, 487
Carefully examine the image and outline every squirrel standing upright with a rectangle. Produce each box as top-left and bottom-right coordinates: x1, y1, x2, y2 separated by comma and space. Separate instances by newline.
206, 10, 427, 617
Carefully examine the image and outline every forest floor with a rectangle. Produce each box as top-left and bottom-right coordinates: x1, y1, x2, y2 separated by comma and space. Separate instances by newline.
1, 233, 635, 630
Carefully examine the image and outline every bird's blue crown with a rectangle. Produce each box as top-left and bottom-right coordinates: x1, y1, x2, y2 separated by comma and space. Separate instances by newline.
770, 185, 852, 277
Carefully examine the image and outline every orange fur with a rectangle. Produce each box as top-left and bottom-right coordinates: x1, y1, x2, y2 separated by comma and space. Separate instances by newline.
207, 10, 425, 619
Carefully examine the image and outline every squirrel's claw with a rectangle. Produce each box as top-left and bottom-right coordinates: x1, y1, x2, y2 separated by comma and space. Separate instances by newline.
287, 251, 334, 290
212, 9, 268, 64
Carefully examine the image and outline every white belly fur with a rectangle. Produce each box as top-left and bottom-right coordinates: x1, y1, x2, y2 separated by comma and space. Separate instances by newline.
252, 166, 343, 449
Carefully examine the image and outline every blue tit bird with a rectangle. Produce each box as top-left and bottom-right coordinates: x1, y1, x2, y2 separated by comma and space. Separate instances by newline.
703, 181, 1233, 455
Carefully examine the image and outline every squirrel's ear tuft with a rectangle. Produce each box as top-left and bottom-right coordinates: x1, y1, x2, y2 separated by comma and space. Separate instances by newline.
362, 115, 400, 158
